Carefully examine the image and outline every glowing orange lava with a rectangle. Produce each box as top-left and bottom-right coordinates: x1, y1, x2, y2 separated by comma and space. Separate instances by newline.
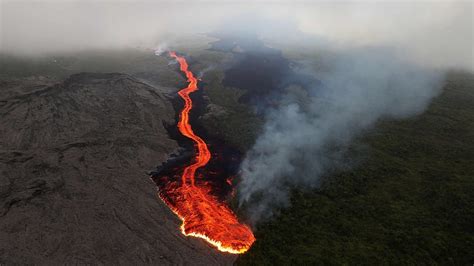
158, 51, 255, 254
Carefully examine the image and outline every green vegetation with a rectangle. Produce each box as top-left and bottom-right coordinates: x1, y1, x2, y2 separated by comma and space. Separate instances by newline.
200, 69, 263, 151
187, 49, 263, 152
235, 71, 474, 265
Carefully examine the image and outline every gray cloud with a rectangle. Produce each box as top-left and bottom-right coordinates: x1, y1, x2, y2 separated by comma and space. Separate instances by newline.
1, 1, 472, 71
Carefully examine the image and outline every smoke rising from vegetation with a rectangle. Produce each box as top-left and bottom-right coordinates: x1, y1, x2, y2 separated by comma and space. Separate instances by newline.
238, 48, 444, 223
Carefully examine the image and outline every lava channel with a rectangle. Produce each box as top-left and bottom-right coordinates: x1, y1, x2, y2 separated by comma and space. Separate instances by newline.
156, 51, 255, 254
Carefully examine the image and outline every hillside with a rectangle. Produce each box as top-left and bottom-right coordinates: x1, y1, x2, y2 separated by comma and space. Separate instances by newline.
0, 73, 234, 265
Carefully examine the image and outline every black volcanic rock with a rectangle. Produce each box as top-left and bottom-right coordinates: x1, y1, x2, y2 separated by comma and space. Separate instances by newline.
0, 73, 235, 265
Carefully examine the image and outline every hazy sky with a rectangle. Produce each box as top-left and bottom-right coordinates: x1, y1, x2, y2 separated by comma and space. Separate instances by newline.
1, 0, 472, 71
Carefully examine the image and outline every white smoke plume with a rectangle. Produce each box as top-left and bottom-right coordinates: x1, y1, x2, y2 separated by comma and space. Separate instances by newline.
154, 43, 169, 56
238, 47, 444, 224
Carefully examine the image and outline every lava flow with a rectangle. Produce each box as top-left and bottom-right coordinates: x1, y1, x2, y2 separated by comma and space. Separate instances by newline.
156, 51, 255, 254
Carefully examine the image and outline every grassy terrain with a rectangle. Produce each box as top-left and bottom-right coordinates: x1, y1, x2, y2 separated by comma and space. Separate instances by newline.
179, 46, 263, 152
200, 69, 263, 151
235, 71, 474, 265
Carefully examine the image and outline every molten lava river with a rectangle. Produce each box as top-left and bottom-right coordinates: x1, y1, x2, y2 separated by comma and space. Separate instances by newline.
154, 51, 255, 254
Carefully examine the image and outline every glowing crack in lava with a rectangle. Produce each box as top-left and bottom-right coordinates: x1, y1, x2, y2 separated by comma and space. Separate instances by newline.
157, 51, 255, 254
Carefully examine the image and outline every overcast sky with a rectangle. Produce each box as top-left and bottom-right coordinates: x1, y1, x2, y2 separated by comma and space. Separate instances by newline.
1, 0, 472, 71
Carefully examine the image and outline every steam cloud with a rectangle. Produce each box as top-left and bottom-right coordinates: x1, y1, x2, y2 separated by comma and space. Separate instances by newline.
238, 48, 443, 224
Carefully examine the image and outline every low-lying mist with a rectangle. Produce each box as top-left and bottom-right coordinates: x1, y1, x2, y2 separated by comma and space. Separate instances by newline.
2, 1, 472, 71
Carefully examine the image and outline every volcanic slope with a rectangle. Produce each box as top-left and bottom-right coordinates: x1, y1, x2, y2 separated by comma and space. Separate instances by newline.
0, 73, 235, 265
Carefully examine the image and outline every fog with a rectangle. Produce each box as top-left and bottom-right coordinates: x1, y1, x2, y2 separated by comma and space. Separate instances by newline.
1, 1, 472, 71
